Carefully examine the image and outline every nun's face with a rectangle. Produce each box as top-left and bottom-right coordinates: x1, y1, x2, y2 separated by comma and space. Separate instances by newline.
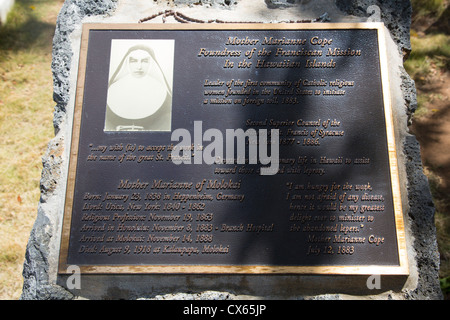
128, 50, 151, 78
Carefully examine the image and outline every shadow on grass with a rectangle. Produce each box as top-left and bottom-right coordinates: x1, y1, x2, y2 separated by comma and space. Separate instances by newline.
0, 0, 56, 56
427, 6, 450, 34
409, 2, 450, 298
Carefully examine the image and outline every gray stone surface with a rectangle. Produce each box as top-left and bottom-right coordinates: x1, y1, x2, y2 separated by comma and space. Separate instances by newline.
403, 135, 442, 299
52, 0, 118, 133
21, 137, 73, 300
335, 0, 412, 53
21, 0, 442, 300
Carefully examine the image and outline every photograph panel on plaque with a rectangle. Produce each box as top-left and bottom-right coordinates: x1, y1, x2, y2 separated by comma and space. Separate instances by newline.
105, 39, 174, 132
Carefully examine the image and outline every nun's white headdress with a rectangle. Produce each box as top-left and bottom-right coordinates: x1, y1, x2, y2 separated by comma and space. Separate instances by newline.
107, 44, 172, 120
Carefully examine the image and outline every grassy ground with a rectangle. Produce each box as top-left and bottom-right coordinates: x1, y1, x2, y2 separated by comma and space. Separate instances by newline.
406, 0, 450, 298
0, 0, 448, 300
0, 0, 64, 299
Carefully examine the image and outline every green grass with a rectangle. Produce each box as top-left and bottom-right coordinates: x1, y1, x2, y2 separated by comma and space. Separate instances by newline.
408, 0, 450, 298
411, 0, 447, 21
405, 33, 450, 82
0, 0, 63, 300
404, 18, 450, 117
430, 171, 450, 296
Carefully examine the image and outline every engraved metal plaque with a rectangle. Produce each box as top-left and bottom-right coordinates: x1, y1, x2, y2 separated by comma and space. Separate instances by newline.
59, 23, 408, 275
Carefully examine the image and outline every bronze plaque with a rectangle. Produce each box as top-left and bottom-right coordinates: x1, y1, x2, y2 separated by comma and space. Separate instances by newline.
58, 23, 408, 274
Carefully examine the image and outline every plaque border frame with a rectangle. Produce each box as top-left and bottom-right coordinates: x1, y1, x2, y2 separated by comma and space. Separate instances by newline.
58, 22, 409, 275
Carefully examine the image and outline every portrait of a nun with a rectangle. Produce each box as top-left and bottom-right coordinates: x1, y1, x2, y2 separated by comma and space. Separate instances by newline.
104, 40, 174, 131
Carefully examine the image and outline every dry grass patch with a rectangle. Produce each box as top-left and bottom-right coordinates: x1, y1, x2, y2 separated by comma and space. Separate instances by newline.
0, 0, 64, 300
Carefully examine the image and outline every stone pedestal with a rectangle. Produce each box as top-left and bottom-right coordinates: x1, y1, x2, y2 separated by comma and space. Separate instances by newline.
21, 0, 442, 300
